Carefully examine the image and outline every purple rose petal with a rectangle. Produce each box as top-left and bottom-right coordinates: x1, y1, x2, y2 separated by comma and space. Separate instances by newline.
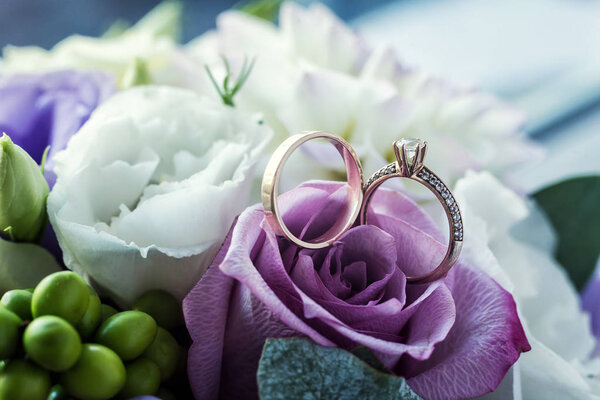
406, 265, 531, 399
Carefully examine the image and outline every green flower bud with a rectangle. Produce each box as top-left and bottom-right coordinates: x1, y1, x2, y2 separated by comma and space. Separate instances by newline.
0, 133, 49, 242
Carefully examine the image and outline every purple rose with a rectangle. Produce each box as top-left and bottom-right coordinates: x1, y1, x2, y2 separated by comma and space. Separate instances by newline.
184, 181, 530, 400
0, 70, 115, 186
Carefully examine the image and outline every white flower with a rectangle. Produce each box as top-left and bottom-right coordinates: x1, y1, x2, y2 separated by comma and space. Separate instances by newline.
0, 2, 180, 88
47, 86, 272, 305
174, 2, 540, 187
454, 171, 599, 400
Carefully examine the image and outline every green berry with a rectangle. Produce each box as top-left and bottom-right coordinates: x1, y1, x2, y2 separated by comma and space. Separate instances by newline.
75, 292, 101, 340
1, 290, 32, 320
0, 359, 51, 400
24, 316, 82, 372
94, 311, 157, 361
143, 327, 179, 381
46, 384, 67, 400
0, 307, 21, 359
60, 344, 125, 400
133, 290, 183, 330
118, 358, 160, 399
32, 271, 89, 325
100, 304, 117, 323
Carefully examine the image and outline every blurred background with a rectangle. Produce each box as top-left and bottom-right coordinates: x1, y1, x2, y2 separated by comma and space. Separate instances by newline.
0, 0, 599, 191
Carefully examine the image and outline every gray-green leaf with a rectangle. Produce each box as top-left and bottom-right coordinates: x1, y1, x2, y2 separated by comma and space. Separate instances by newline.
257, 337, 423, 400
533, 175, 600, 290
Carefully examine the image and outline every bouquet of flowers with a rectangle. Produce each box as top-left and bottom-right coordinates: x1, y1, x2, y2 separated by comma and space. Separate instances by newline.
0, 2, 599, 400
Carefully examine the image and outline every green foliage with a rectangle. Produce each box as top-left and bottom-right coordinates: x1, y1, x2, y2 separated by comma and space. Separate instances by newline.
534, 176, 600, 290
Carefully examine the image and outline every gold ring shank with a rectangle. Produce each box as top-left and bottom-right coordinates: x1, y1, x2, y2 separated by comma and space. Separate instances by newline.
360, 164, 463, 284
261, 131, 364, 249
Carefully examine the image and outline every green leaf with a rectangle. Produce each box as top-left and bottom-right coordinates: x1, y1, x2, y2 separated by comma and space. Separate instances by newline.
0, 238, 62, 295
237, 0, 282, 22
533, 176, 600, 290
257, 338, 423, 400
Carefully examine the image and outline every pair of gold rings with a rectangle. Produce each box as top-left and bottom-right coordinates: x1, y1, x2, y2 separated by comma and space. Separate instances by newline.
261, 131, 463, 284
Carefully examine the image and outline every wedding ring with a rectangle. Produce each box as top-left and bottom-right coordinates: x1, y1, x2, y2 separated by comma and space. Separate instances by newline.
261, 131, 364, 249
360, 138, 463, 284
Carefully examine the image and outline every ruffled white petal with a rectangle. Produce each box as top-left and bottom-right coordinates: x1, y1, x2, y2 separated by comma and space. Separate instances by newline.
48, 86, 272, 305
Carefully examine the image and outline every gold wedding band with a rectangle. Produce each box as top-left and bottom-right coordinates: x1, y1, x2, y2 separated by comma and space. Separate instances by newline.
261, 131, 364, 249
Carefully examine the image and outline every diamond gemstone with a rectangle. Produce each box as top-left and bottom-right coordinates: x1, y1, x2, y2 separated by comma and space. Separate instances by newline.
452, 213, 460, 221
435, 182, 444, 191
420, 171, 430, 180
445, 197, 455, 206
396, 138, 425, 166
441, 190, 450, 199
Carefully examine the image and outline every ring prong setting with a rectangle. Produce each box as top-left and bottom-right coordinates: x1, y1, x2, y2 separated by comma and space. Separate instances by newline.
393, 138, 427, 177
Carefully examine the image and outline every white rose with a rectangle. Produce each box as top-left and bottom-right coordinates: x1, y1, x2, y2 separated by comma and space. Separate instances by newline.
0, 2, 179, 87
47, 86, 272, 305
174, 2, 540, 187
454, 171, 599, 400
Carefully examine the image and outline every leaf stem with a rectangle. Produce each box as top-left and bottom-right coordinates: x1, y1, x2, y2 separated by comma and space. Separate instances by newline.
205, 55, 256, 107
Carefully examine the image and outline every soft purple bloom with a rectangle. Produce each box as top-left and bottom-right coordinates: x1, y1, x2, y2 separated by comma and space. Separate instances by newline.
0, 70, 115, 185
581, 256, 600, 354
184, 181, 530, 400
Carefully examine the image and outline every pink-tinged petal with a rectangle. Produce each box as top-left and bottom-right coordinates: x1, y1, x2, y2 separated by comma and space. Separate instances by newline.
405, 265, 530, 400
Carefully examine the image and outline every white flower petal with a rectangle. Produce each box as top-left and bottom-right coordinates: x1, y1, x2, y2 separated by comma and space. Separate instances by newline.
48, 86, 272, 305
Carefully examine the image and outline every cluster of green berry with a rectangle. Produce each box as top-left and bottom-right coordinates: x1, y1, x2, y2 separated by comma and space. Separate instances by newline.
0, 271, 187, 400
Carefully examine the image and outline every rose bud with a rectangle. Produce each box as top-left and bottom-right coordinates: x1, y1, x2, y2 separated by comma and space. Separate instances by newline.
0, 133, 49, 242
